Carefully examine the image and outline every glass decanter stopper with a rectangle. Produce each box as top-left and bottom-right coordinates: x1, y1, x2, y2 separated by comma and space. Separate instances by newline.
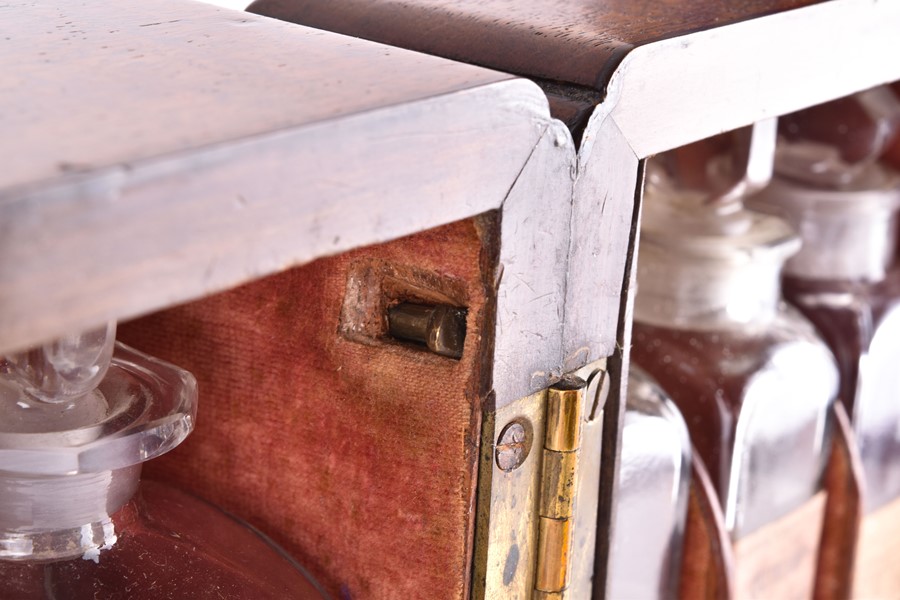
750, 86, 900, 515
632, 121, 838, 597
608, 366, 691, 599
0, 324, 324, 599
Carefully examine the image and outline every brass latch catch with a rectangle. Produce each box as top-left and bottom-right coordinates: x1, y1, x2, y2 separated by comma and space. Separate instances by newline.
387, 302, 467, 359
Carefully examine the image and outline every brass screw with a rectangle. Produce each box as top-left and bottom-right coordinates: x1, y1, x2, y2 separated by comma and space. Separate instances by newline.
496, 420, 531, 472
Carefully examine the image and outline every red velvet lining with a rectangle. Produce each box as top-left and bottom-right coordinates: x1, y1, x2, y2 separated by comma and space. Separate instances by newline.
120, 215, 497, 599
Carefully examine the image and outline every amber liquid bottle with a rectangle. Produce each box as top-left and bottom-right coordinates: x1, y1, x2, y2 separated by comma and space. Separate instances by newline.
749, 86, 900, 597
631, 122, 838, 598
608, 366, 691, 599
0, 325, 324, 599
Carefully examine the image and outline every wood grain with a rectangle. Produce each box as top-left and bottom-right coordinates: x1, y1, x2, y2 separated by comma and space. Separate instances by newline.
815, 402, 862, 600
2, 1, 513, 192
854, 497, 900, 599
0, 1, 554, 354
679, 452, 735, 600
251, 1, 900, 164
249, 0, 821, 93
734, 492, 826, 600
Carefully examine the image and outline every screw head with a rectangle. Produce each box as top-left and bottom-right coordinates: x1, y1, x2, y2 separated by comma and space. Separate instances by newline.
496, 420, 532, 472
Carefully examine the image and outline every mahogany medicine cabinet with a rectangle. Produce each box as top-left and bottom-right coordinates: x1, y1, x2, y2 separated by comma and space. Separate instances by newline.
3, 0, 900, 599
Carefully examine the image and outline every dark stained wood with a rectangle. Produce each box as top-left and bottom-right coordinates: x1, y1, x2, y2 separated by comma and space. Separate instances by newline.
249, 0, 823, 94
0, 0, 552, 354
2, 1, 513, 194
679, 453, 735, 600
814, 403, 863, 600
120, 216, 497, 600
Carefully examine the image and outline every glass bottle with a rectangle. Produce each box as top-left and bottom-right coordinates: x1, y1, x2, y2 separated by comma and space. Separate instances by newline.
749, 86, 900, 514
631, 120, 839, 553
608, 366, 691, 599
0, 324, 323, 599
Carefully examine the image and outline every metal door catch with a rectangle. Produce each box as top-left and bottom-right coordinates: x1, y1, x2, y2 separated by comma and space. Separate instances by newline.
387, 302, 467, 358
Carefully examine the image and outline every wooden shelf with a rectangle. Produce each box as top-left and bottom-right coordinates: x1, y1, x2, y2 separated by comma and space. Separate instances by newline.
0, 0, 555, 353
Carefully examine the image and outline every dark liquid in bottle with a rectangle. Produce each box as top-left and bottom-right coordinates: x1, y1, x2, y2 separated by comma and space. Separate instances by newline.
784, 270, 900, 511
632, 307, 834, 538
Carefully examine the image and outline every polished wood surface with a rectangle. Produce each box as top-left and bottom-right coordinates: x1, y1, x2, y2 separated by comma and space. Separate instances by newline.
0, 1, 551, 354
250, 0, 821, 93
3, 1, 511, 192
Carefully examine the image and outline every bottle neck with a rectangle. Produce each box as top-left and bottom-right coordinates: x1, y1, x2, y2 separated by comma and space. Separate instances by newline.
0, 340, 196, 564
749, 171, 900, 282
635, 239, 789, 330
634, 192, 800, 330
0, 465, 141, 562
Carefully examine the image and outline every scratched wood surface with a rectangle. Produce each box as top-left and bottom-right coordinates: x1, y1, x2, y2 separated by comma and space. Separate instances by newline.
1, 1, 513, 192
249, 0, 821, 93
0, 0, 552, 354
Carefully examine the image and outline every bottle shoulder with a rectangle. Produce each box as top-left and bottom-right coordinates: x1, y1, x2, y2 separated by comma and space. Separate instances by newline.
634, 305, 832, 368
784, 269, 900, 316
632, 305, 837, 405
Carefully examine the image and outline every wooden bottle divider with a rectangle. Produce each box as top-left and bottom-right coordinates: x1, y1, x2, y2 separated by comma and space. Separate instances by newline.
678, 402, 863, 600
679, 452, 736, 600
816, 403, 863, 600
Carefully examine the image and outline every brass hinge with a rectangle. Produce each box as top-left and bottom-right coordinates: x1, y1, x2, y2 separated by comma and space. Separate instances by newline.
471, 361, 606, 600
534, 377, 585, 598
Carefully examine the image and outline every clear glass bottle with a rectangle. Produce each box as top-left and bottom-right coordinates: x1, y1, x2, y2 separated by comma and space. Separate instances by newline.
608, 366, 691, 599
750, 86, 900, 513
0, 324, 324, 599
631, 122, 838, 546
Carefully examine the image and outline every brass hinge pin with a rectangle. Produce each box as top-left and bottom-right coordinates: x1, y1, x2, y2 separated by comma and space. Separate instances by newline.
534, 377, 585, 597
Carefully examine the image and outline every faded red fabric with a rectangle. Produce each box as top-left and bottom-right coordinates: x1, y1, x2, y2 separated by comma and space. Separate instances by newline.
120, 215, 497, 599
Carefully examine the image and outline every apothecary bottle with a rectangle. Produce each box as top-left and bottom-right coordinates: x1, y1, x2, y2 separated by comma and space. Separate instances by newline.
0, 324, 324, 599
608, 366, 691, 599
750, 86, 900, 515
631, 123, 838, 596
